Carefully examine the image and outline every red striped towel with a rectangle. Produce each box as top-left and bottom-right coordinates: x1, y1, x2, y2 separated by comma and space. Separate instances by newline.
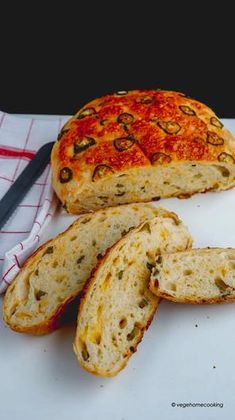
0, 111, 69, 293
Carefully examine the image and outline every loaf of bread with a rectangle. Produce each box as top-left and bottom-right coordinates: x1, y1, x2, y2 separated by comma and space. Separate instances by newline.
51, 90, 235, 214
3, 203, 166, 335
149, 248, 235, 304
74, 212, 192, 376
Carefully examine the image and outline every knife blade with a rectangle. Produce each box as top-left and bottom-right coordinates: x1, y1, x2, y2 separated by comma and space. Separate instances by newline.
0, 142, 55, 230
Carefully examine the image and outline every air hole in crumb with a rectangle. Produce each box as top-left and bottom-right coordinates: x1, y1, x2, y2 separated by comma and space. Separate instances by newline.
35, 289, 47, 301
77, 255, 85, 264
95, 334, 101, 345
127, 327, 139, 341
55, 275, 67, 283
169, 283, 177, 291
229, 262, 235, 270
112, 335, 118, 347
70, 236, 77, 241
214, 277, 229, 291
138, 298, 148, 308
10, 304, 18, 316
119, 318, 127, 329
81, 217, 91, 224
184, 269, 192, 275
52, 261, 58, 268
43, 246, 54, 255
216, 166, 230, 178
81, 347, 89, 361
118, 270, 124, 280
146, 262, 155, 271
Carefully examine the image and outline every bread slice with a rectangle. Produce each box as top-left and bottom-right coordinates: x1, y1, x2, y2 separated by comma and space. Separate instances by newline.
51, 89, 235, 214
3, 203, 167, 335
73, 213, 192, 377
149, 248, 235, 304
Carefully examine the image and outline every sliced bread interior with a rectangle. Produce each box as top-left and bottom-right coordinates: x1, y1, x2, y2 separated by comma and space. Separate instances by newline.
3, 203, 167, 335
149, 248, 235, 303
74, 213, 192, 377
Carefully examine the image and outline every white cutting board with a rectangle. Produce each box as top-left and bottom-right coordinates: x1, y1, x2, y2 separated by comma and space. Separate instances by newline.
1, 119, 235, 420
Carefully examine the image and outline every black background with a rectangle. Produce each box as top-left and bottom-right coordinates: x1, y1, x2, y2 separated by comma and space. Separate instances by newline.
1, 5, 235, 117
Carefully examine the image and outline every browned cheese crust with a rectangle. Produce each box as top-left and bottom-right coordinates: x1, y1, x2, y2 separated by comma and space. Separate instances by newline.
51, 90, 235, 213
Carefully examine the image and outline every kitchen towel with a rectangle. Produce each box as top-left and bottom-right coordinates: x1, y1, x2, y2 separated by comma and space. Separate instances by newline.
0, 111, 69, 293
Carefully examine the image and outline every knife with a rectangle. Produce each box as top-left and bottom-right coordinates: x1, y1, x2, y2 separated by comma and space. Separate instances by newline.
0, 142, 55, 230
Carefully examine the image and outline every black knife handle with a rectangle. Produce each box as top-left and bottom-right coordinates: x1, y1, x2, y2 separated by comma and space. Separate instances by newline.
0, 142, 55, 230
